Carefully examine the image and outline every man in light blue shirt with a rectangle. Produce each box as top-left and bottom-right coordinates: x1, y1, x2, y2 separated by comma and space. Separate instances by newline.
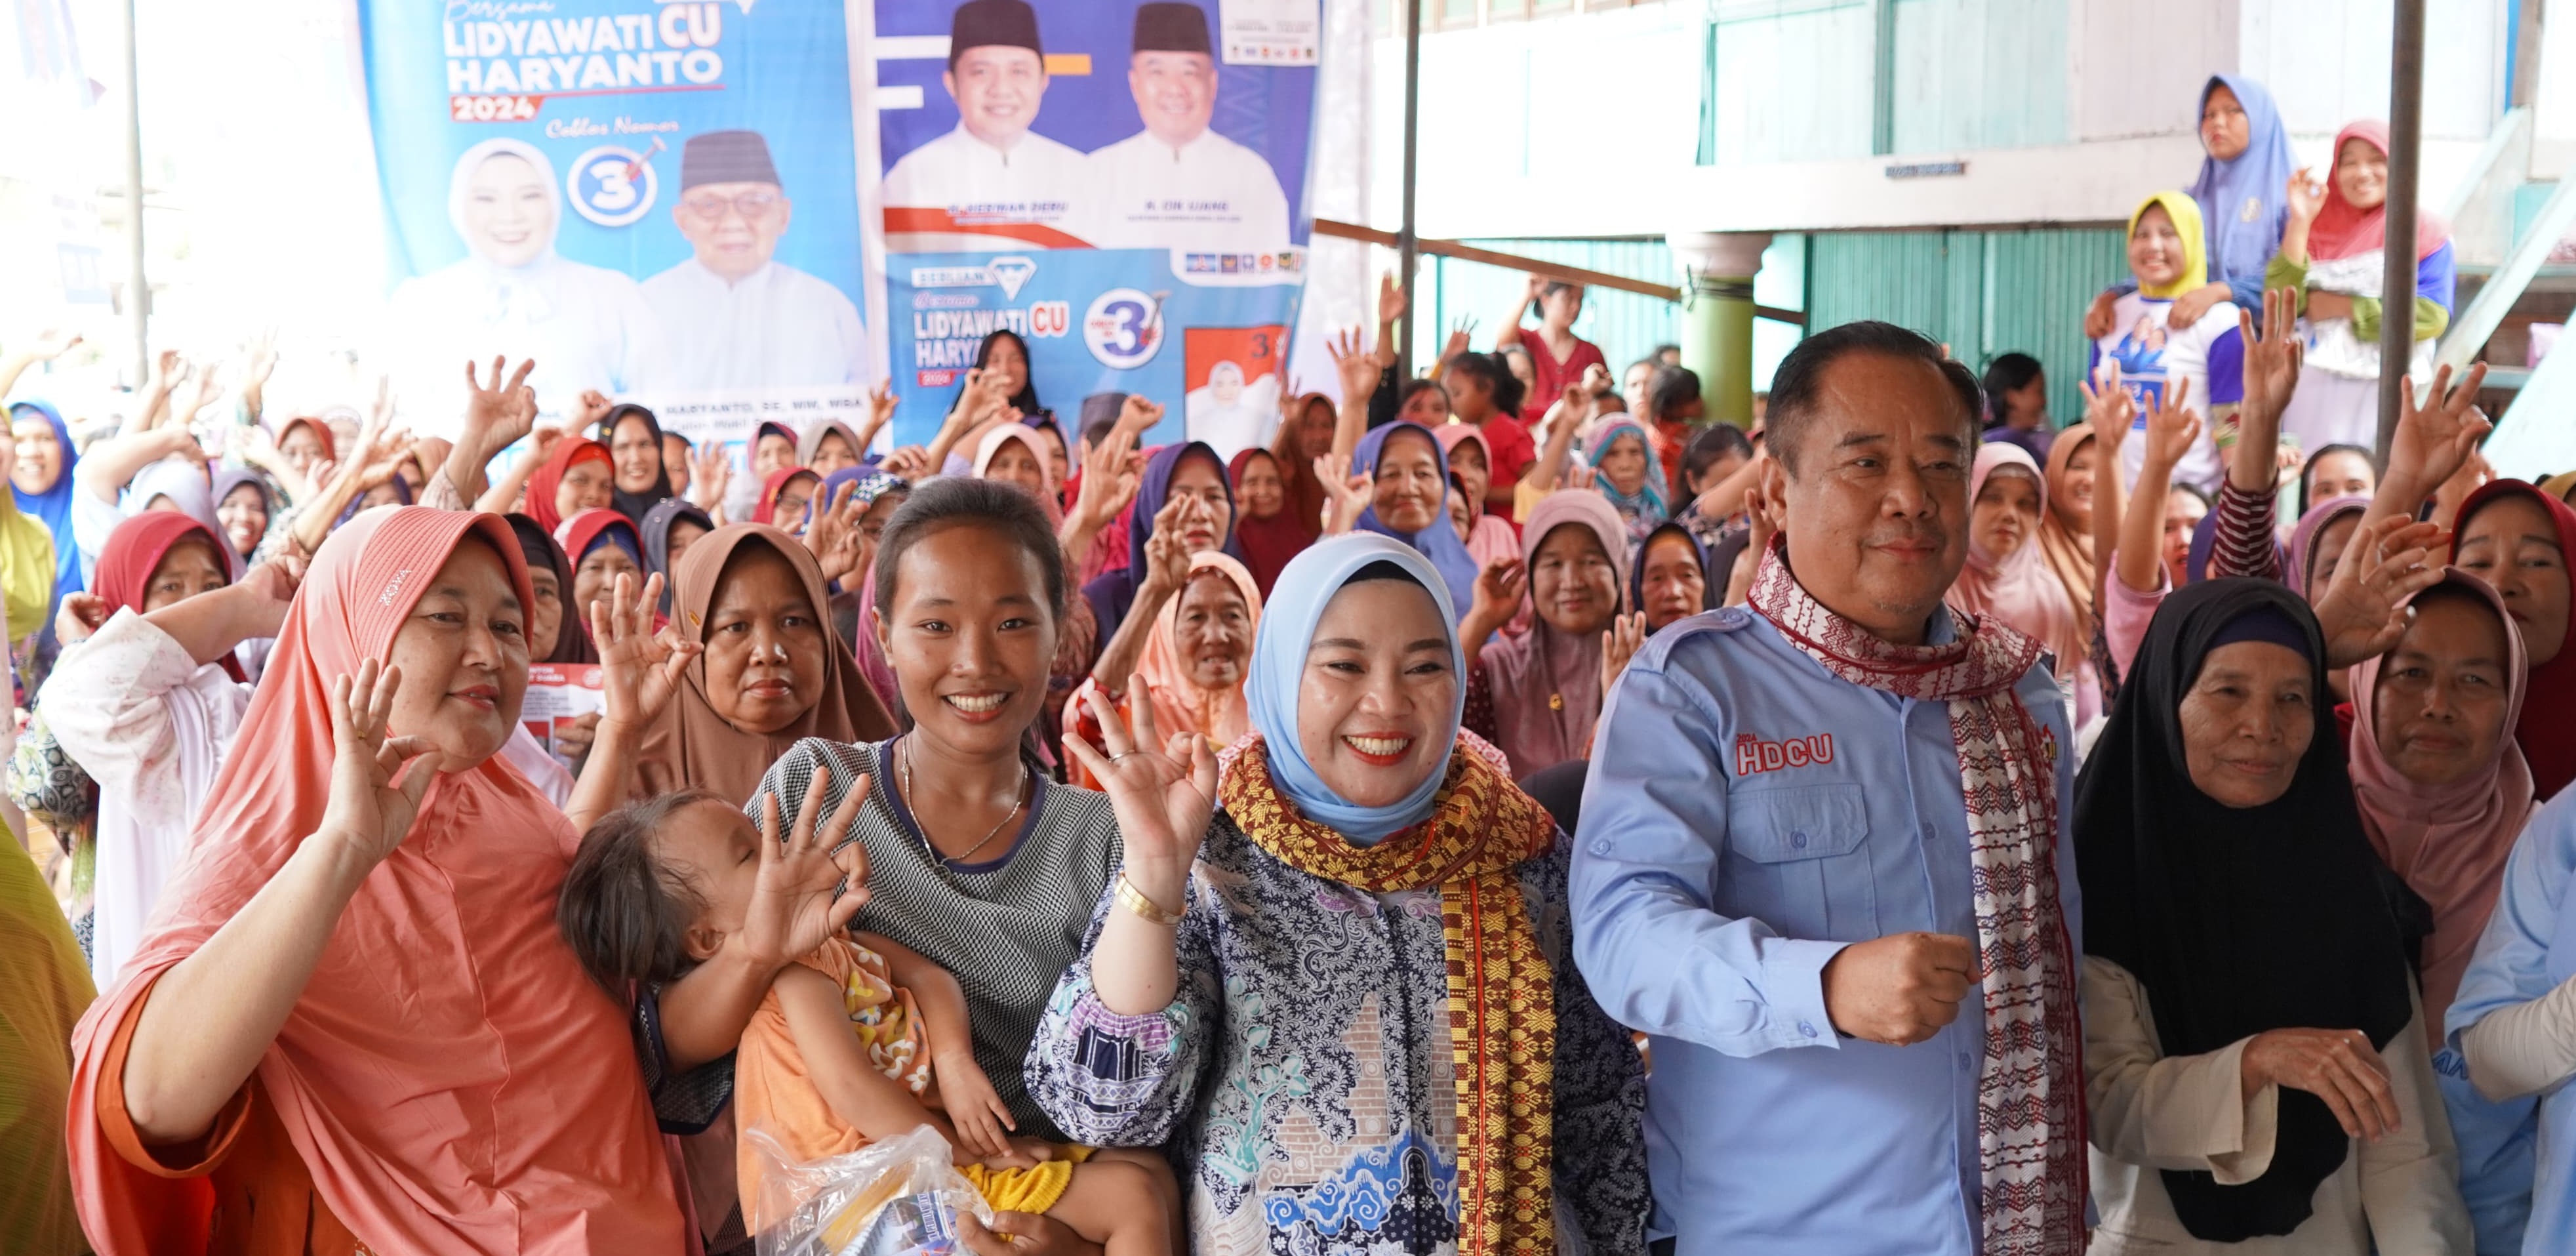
1572, 321, 2086, 1256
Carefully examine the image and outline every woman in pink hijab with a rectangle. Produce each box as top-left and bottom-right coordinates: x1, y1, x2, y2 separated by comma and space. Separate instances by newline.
1953, 443, 2097, 723
65, 506, 686, 1255
1464, 490, 1640, 775
2348, 569, 2533, 1045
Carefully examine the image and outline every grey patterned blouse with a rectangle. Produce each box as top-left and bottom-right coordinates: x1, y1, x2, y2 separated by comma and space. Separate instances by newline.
1022, 813, 1651, 1256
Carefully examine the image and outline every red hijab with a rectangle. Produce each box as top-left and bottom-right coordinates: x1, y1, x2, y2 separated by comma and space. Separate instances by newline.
523, 437, 611, 533
94, 510, 247, 681
2307, 120, 2451, 262
2451, 480, 2576, 799
752, 466, 820, 527
66, 506, 682, 1255
1227, 447, 1314, 597
274, 416, 336, 467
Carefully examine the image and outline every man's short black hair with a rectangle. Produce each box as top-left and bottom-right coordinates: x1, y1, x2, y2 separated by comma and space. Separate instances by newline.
1765, 321, 1981, 474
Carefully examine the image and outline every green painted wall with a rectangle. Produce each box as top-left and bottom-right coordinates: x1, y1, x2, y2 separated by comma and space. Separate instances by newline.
1804, 226, 2127, 426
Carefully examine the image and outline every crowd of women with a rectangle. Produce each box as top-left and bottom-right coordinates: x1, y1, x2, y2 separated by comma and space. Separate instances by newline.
0, 65, 2567, 1256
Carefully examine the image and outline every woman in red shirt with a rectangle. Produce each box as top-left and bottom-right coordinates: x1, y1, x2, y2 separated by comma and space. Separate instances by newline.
1496, 273, 1607, 425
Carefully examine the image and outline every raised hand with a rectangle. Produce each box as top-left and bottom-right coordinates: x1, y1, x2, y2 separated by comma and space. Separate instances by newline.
688, 441, 731, 510
1376, 270, 1407, 329
1316, 451, 1371, 533
2080, 360, 2136, 462
573, 389, 614, 434
235, 556, 306, 639
239, 328, 279, 389
739, 767, 872, 970
1599, 611, 1647, 694
2238, 288, 2304, 432
2385, 363, 2492, 500
1116, 394, 1164, 435
461, 357, 539, 455
2285, 167, 2328, 224
863, 380, 899, 436
880, 445, 933, 479
1439, 321, 1474, 369
592, 571, 701, 732
1137, 496, 1195, 597
2139, 376, 2200, 472
803, 479, 868, 583
1064, 689, 1215, 876
1327, 327, 1377, 401
2314, 516, 2447, 668
319, 660, 441, 867
1471, 556, 1526, 623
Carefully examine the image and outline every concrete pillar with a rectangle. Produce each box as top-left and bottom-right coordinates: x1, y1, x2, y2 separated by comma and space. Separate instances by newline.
1668, 231, 1773, 428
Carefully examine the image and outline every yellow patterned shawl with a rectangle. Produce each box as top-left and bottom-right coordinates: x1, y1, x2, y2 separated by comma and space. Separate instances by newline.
1221, 736, 1560, 1256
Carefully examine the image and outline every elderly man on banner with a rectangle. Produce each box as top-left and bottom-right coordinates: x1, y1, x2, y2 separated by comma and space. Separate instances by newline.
642, 129, 874, 392
1572, 321, 2089, 1256
1082, 1, 1291, 253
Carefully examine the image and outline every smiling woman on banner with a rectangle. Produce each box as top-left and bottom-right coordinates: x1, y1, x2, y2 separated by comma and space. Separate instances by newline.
386, 138, 662, 418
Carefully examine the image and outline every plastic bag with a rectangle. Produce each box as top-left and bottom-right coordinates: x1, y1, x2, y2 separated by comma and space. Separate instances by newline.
748, 1124, 994, 1256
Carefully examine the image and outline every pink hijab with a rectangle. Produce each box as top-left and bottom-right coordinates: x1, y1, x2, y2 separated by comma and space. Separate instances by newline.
2307, 120, 2451, 262
975, 423, 1064, 526
1131, 552, 1263, 750
66, 506, 683, 1255
2348, 569, 2535, 1045
1482, 491, 1629, 775
1954, 444, 2087, 684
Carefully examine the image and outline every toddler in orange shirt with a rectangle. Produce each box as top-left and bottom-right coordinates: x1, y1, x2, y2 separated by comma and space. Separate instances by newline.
559, 788, 1174, 1253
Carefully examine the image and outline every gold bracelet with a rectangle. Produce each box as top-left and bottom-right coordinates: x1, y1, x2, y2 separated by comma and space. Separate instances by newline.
1114, 872, 1186, 927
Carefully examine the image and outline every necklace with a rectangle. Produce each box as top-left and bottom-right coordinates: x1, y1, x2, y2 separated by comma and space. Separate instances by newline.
898, 738, 1027, 869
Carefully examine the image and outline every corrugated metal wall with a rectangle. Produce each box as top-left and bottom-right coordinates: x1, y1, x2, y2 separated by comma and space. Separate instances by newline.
1394, 227, 2120, 420
1806, 226, 2127, 425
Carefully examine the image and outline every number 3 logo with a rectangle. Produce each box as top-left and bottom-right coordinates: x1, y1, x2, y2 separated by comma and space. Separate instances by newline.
566, 145, 657, 228
1083, 288, 1162, 370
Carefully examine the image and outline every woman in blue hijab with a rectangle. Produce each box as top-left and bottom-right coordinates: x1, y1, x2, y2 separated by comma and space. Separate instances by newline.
9, 400, 83, 611
2087, 73, 2296, 334
1028, 532, 1649, 1256
1346, 420, 1479, 618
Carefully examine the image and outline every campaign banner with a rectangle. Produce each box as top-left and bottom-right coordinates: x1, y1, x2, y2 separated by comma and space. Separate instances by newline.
359, 0, 878, 456
870, 0, 1318, 458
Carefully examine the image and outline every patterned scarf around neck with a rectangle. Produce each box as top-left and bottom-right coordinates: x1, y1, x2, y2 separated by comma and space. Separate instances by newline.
1746, 542, 2087, 1256
1221, 734, 1560, 1256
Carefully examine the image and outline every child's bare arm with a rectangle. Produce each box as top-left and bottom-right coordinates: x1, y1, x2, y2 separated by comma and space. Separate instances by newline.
864, 931, 1017, 1160
775, 965, 966, 1156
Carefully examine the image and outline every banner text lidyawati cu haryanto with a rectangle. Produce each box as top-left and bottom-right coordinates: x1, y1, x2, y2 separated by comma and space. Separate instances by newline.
361, 0, 877, 458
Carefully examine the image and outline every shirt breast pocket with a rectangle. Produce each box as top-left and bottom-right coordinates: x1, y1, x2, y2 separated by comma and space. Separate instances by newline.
1723, 782, 1878, 942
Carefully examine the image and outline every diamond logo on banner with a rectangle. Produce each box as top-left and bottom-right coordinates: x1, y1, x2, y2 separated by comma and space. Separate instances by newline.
988, 256, 1037, 301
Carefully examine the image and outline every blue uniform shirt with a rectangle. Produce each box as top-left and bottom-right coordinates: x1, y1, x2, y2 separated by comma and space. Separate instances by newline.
1571, 604, 2080, 1256
2444, 787, 2576, 1255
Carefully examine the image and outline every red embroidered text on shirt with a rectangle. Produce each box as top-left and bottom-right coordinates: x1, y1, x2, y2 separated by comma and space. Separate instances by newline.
1734, 733, 1835, 776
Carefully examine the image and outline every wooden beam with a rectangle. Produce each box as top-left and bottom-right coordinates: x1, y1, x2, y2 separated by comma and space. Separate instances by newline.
1310, 217, 1807, 325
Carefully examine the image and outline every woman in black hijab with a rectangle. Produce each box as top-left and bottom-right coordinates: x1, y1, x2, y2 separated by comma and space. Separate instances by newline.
595, 402, 675, 524
2073, 577, 2466, 1252
506, 513, 597, 665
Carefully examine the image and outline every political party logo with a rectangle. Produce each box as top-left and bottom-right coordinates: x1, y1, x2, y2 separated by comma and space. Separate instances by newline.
1733, 732, 1836, 777
1084, 287, 1163, 371
566, 142, 662, 227
987, 255, 1037, 301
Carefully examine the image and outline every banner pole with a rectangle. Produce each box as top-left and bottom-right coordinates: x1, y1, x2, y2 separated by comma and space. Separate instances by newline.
119, 0, 148, 386
1397, 0, 1423, 381
2373, 0, 2426, 461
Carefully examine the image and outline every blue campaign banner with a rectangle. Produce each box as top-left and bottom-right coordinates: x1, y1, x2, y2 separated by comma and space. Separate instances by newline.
870, 0, 1319, 460
359, 0, 878, 449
